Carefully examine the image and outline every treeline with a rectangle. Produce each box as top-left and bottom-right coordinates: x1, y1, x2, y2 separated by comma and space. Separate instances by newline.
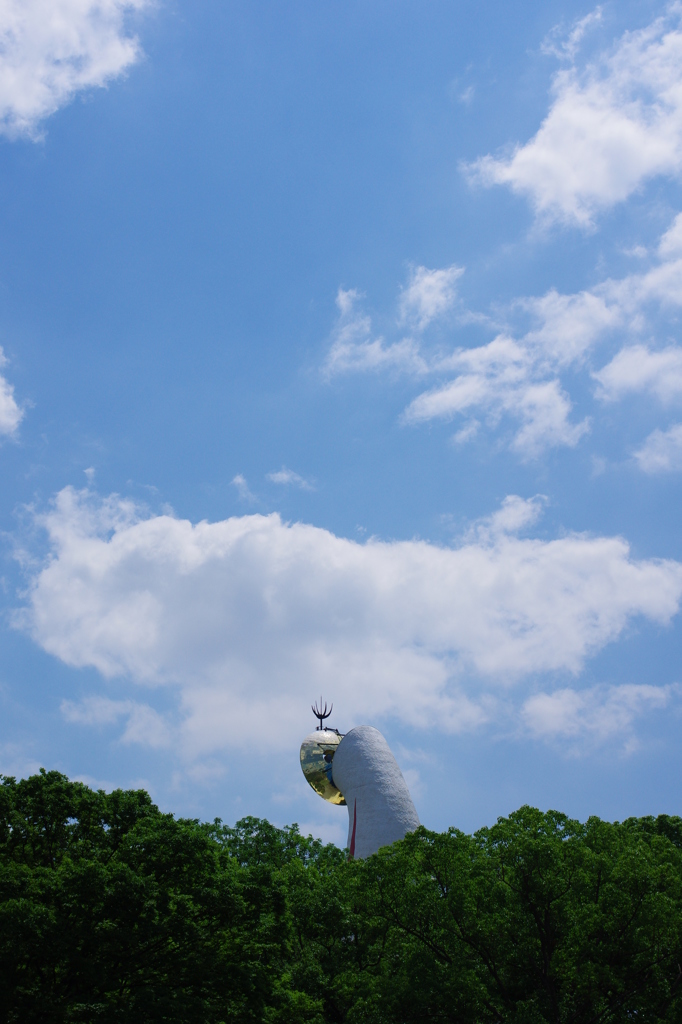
2, 772, 682, 1022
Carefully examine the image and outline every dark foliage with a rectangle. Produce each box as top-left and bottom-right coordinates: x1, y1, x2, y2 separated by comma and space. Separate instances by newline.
2, 771, 682, 1022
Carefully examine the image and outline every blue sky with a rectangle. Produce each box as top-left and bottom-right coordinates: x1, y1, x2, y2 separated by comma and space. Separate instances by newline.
2, 0, 682, 846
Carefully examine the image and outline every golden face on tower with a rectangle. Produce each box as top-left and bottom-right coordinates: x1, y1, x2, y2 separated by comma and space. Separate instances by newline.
300, 729, 346, 804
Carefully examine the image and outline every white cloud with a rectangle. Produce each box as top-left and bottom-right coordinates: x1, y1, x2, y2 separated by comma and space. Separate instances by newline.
399, 264, 464, 330
0, 355, 22, 435
659, 211, 682, 257
324, 257, 631, 457
475, 494, 546, 540
517, 288, 619, 366
404, 336, 589, 458
602, 252, 682, 312
634, 423, 682, 472
16, 486, 682, 757
61, 694, 130, 724
469, 9, 682, 225
324, 260, 631, 458
326, 273, 618, 457
522, 683, 676, 746
624, 244, 648, 259
327, 213, 682, 458
0, 0, 151, 139
510, 381, 589, 456
324, 288, 427, 377
452, 419, 479, 445
595, 344, 682, 402
232, 474, 257, 502
267, 467, 314, 490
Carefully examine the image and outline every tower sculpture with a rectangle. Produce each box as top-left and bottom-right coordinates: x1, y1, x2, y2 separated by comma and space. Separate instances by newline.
300, 701, 420, 858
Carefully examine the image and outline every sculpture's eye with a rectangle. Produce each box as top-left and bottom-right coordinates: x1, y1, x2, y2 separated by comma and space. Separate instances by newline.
299, 729, 346, 805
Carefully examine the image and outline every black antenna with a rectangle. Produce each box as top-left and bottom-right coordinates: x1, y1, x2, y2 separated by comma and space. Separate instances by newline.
312, 697, 332, 731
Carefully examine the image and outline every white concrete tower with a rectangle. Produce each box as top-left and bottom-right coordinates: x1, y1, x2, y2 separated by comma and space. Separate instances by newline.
331, 725, 420, 859
300, 705, 420, 858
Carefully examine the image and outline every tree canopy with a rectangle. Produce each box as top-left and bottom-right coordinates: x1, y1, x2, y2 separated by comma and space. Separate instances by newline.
2, 769, 682, 1023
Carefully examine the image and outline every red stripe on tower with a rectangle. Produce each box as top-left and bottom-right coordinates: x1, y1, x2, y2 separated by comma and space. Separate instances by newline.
349, 798, 357, 858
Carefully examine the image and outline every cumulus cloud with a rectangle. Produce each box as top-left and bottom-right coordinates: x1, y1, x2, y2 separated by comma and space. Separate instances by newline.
634, 423, 682, 472
522, 683, 676, 748
469, 8, 682, 225
16, 487, 682, 757
0, 0, 151, 139
0, 349, 22, 435
399, 264, 464, 330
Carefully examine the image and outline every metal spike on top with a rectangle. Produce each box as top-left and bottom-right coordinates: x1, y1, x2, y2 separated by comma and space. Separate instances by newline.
312, 697, 332, 731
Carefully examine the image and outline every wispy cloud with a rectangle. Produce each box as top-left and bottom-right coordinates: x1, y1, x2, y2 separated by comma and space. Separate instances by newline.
403, 339, 590, 459
469, 8, 682, 226
267, 467, 314, 491
0, 0, 152, 139
595, 345, 682, 403
324, 288, 428, 377
522, 682, 677, 751
232, 474, 257, 502
659, 211, 682, 257
0, 348, 23, 435
472, 494, 547, 542
61, 695, 171, 748
452, 420, 479, 445
541, 7, 604, 62
635, 423, 682, 473
326, 213, 682, 460
399, 263, 464, 330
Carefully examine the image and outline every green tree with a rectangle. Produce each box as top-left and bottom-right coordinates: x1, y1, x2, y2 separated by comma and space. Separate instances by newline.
352, 806, 682, 1022
0, 771, 326, 1022
4, 771, 682, 1023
